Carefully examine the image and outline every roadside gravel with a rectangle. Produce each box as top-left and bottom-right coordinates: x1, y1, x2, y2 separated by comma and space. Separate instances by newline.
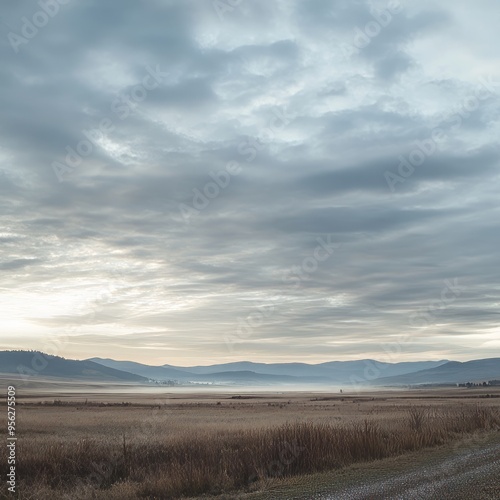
319, 440, 500, 499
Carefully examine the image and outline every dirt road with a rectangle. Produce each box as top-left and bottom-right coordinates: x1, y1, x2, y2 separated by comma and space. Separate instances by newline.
319, 440, 500, 500
243, 433, 500, 500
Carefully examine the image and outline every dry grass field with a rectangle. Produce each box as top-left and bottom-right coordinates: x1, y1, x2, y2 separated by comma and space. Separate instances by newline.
2, 382, 500, 499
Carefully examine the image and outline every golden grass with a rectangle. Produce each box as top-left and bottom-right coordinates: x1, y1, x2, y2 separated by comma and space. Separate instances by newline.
3, 400, 499, 499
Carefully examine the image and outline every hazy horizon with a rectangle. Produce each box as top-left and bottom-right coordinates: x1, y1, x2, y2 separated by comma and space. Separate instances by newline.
7, 347, 493, 368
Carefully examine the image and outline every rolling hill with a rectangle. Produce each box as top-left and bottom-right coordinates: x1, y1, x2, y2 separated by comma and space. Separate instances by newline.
88, 358, 195, 381
89, 358, 332, 385
90, 357, 449, 385
0, 351, 148, 382
169, 360, 448, 378
3, 351, 497, 387
373, 358, 500, 386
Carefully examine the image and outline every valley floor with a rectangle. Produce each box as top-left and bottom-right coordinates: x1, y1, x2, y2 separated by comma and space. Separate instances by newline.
1, 382, 499, 499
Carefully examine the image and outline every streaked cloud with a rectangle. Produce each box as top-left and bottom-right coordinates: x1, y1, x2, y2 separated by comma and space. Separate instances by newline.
1, 0, 499, 365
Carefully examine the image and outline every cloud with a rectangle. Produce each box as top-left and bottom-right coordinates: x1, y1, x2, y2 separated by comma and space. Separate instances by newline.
0, 0, 499, 364
0, 259, 41, 271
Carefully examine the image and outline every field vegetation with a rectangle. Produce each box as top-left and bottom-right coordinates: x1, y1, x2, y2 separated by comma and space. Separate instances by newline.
2, 388, 500, 499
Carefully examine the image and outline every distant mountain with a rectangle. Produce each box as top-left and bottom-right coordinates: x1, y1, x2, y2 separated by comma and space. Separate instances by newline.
180, 361, 333, 377
374, 358, 500, 386
0, 351, 147, 382
89, 358, 195, 380
90, 357, 448, 385
162, 359, 448, 381
88, 359, 330, 385
188, 370, 332, 385
316, 360, 449, 379
4, 351, 498, 387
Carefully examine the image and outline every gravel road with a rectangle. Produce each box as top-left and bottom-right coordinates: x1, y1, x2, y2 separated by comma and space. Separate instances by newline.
318, 441, 500, 500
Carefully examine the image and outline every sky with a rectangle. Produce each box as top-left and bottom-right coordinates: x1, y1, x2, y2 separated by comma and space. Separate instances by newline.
0, 0, 499, 366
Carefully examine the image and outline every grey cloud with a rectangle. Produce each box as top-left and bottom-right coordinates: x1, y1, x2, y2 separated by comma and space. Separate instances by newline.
0, 0, 499, 364
0, 258, 41, 270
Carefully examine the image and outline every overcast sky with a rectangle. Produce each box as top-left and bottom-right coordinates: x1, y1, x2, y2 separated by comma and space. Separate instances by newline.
1, 0, 499, 366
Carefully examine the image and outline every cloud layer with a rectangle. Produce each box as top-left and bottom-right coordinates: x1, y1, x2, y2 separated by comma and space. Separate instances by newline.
1, 0, 499, 364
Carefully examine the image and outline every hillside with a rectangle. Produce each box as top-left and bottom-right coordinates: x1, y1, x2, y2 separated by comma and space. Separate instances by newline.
89, 358, 195, 381
5, 351, 496, 387
90, 357, 448, 385
0, 351, 148, 382
374, 358, 500, 386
